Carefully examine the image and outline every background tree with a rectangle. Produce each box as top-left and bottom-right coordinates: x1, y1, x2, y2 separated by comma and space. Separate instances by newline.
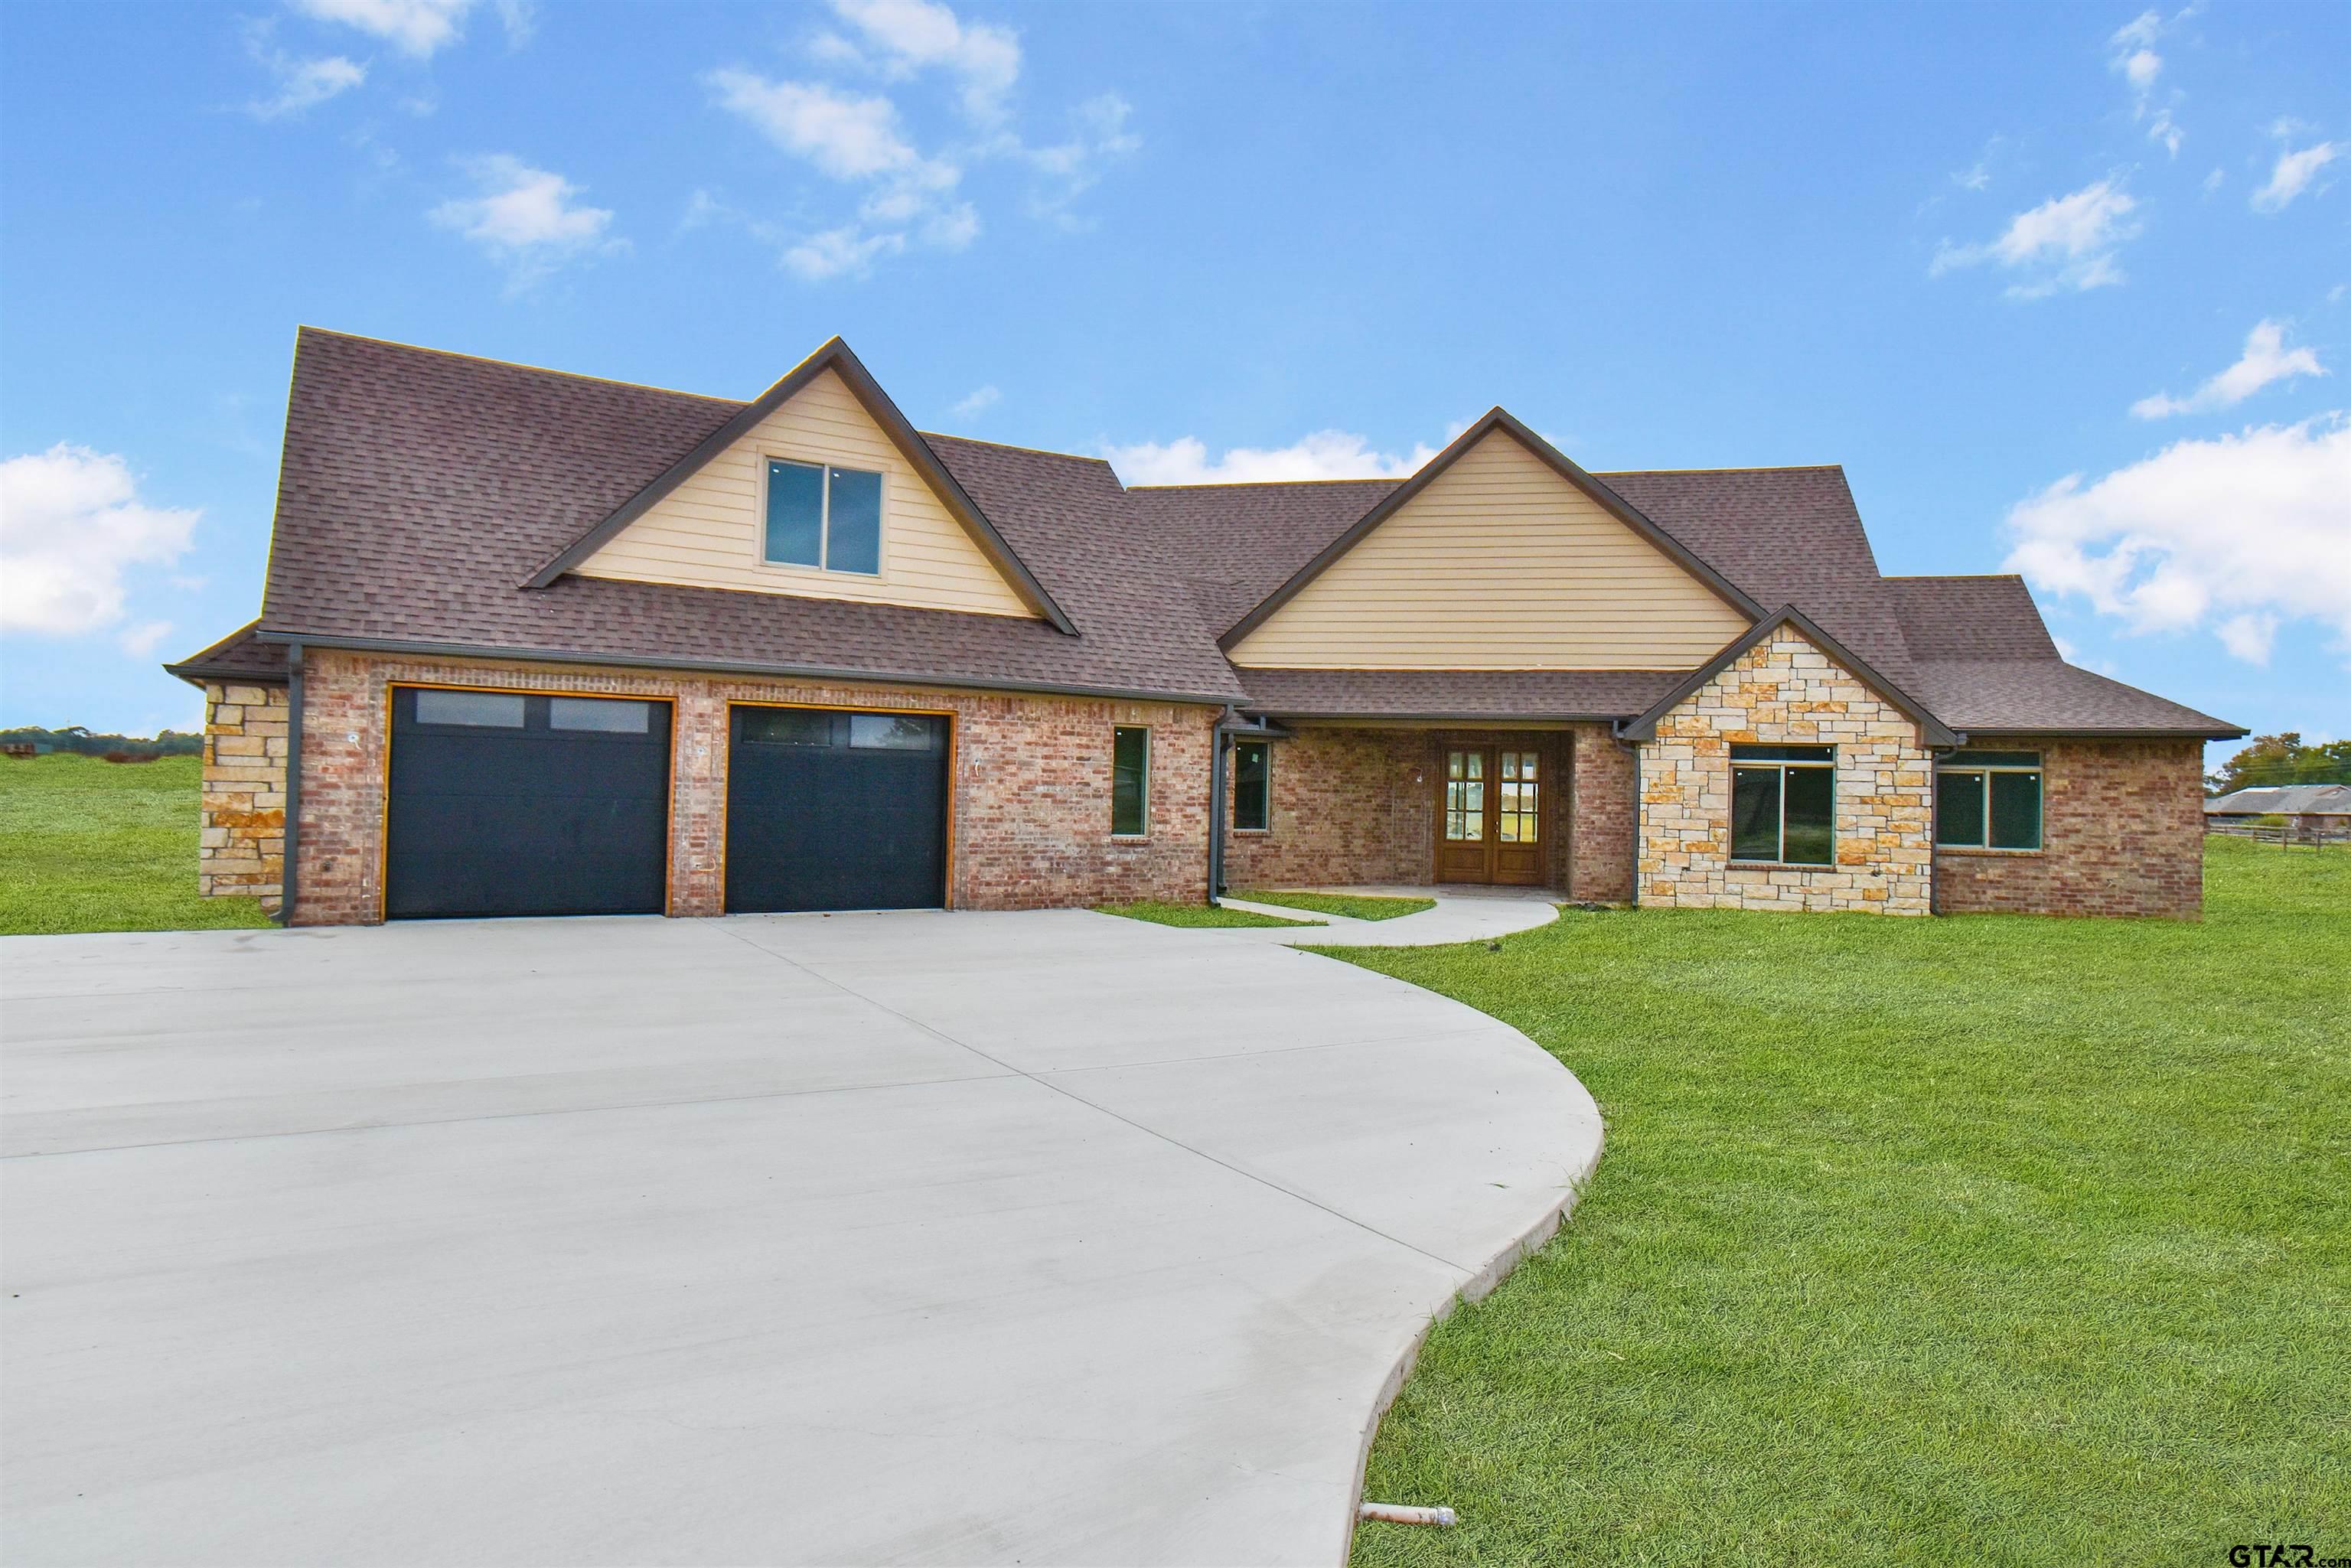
2207, 734, 2351, 794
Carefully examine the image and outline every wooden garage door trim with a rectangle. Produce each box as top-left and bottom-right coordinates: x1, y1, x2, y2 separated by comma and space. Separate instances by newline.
379, 681, 679, 921
722, 699, 960, 913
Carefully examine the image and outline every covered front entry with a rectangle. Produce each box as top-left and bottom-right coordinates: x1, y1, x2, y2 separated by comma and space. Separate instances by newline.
725, 704, 951, 913
1436, 744, 1547, 885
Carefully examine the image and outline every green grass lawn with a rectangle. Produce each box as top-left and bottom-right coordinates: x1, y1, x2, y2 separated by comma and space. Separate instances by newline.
1332, 837, 2348, 1565
1094, 898, 1322, 928
1233, 888, 1438, 921
0, 754, 273, 935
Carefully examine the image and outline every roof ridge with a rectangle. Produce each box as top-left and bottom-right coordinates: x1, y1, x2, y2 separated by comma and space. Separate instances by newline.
295, 325, 743, 406
1886, 572, 2028, 583
1128, 477, 1408, 490
921, 431, 1112, 465
1598, 464, 1844, 477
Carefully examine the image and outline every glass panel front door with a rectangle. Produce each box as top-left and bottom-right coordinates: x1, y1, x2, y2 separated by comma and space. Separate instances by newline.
1436, 744, 1545, 886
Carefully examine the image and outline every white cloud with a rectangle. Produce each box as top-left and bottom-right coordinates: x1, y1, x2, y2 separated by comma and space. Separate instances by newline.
1931, 178, 2139, 298
117, 620, 174, 659
1104, 429, 1449, 487
246, 44, 366, 119
2132, 320, 2326, 419
289, 0, 472, 57
2003, 415, 2351, 666
829, 0, 1020, 125
2203, 167, 2225, 194
0, 445, 199, 638
706, 72, 933, 181
1024, 93, 1139, 223
2108, 8, 2188, 155
429, 155, 620, 289
2216, 612, 2279, 663
951, 384, 999, 417
702, 0, 1132, 282
782, 224, 905, 282
2251, 140, 2341, 214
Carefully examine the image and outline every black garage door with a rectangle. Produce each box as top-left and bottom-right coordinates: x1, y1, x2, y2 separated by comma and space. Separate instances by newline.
726, 706, 949, 913
385, 688, 670, 918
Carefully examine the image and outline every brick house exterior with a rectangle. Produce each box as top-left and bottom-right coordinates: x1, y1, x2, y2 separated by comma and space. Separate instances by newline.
168, 329, 2242, 924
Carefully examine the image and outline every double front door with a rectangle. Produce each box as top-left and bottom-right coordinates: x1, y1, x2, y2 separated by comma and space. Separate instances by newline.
1436, 745, 1546, 885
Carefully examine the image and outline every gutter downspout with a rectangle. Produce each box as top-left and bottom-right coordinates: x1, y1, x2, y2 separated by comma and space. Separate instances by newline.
1207, 706, 1236, 900
279, 641, 303, 926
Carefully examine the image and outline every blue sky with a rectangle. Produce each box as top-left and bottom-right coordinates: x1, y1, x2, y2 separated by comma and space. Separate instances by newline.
2, 1, 2346, 765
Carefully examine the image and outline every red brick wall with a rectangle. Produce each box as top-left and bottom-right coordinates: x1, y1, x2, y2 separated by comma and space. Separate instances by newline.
1219, 723, 1633, 899
291, 650, 1215, 924
1933, 735, 2206, 918
1223, 729, 1434, 888
1565, 722, 1634, 902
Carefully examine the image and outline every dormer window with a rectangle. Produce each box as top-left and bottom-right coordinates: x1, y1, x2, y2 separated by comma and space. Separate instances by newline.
765, 458, 883, 575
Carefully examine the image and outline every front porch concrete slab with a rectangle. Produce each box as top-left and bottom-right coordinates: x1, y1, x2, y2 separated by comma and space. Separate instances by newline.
1215, 886, 1562, 947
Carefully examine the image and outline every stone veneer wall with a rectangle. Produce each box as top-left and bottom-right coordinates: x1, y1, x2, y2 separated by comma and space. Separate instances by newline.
1220, 723, 1632, 900
1934, 735, 2205, 918
289, 649, 1216, 925
199, 681, 289, 911
1638, 627, 1933, 914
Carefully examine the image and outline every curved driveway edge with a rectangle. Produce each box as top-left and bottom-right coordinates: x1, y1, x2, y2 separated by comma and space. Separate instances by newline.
3, 909, 1599, 1566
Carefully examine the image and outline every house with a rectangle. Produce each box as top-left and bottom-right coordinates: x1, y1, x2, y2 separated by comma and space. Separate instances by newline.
167, 329, 2245, 924
2204, 784, 2351, 835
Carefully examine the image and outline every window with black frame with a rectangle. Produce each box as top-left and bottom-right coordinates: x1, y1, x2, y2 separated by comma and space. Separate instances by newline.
1111, 726, 1149, 836
1935, 750, 2043, 849
1730, 745, 1834, 865
1232, 739, 1270, 831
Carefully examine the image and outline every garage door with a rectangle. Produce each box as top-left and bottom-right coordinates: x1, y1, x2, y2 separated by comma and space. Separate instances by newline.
385, 688, 671, 919
726, 706, 950, 913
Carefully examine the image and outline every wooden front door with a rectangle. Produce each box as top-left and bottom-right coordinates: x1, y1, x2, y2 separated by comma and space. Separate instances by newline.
1435, 745, 1545, 885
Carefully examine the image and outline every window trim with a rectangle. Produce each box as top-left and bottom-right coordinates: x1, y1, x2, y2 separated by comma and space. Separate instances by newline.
1231, 738, 1271, 833
1935, 750, 2046, 852
1728, 745, 1837, 868
758, 452, 888, 578
1110, 725, 1151, 839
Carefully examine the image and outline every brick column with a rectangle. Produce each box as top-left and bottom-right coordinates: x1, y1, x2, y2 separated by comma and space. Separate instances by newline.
670, 690, 729, 915
1567, 723, 1635, 901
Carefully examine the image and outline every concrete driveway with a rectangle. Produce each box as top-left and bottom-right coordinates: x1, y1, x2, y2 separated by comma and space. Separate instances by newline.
2, 903, 1600, 1566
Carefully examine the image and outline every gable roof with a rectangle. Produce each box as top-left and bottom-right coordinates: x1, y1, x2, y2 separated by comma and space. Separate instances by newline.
203, 327, 2240, 736
1618, 605, 1962, 747
1213, 410, 1765, 650
520, 337, 1073, 633
248, 330, 1245, 703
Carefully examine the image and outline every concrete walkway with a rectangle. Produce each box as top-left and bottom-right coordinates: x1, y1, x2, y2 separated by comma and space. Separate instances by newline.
1215, 885, 1561, 947
2, 909, 1599, 1567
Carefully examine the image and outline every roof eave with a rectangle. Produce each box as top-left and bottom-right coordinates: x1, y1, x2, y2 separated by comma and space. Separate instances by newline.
517, 337, 1077, 635
1216, 408, 1766, 651
247, 630, 1238, 709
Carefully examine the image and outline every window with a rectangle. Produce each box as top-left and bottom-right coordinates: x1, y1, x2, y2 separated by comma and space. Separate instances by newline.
1233, 739, 1270, 832
764, 459, 883, 575
1444, 749, 1485, 841
414, 689, 525, 728
1730, 744, 1834, 865
549, 697, 651, 734
1498, 750, 1539, 843
1111, 726, 1149, 836
1936, 750, 2043, 849
848, 713, 941, 751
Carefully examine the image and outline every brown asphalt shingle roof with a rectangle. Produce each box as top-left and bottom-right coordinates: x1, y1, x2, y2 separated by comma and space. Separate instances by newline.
208, 328, 2238, 737
164, 621, 287, 682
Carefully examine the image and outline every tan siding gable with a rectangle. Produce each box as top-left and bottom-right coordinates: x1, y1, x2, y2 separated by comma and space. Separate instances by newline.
1228, 432, 1751, 669
576, 368, 1035, 618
